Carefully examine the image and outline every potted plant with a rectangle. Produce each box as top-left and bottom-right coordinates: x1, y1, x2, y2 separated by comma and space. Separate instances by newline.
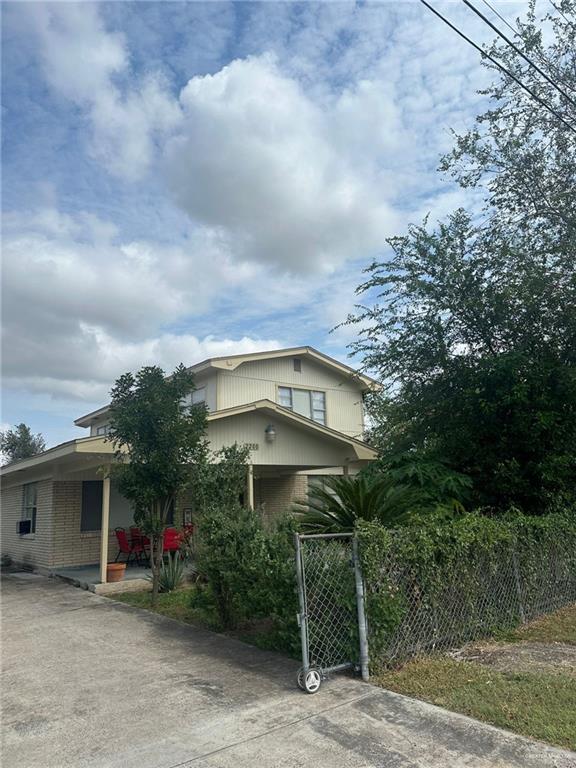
106, 562, 126, 583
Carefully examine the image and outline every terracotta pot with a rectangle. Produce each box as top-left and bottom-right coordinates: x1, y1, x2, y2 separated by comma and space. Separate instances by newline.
106, 563, 126, 583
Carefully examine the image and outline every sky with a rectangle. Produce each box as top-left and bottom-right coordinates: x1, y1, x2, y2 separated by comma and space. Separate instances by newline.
2, 0, 531, 448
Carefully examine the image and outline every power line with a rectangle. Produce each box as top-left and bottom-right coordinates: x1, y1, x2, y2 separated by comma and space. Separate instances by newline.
480, 0, 567, 85
480, 0, 518, 37
418, 0, 576, 135
463, 0, 576, 108
547, 0, 572, 26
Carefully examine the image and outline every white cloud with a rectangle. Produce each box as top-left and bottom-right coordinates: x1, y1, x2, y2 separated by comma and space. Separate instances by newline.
1, 207, 284, 399
4, 329, 283, 403
28, 3, 181, 180
165, 54, 402, 273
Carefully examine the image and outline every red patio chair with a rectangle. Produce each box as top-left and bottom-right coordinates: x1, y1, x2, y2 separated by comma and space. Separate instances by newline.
114, 527, 145, 566
162, 527, 182, 553
130, 527, 149, 565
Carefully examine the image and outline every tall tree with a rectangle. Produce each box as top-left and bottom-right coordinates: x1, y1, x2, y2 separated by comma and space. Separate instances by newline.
347, 2, 576, 513
0, 423, 46, 463
108, 365, 207, 603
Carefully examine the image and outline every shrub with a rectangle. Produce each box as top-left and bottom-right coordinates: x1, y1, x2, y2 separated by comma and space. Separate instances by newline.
194, 504, 299, 654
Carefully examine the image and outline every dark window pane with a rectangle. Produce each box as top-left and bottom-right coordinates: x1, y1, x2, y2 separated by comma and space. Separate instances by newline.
81, 481, 103, 531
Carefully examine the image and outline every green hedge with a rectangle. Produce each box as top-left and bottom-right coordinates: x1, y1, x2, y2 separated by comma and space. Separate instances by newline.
357, 512, 576, 671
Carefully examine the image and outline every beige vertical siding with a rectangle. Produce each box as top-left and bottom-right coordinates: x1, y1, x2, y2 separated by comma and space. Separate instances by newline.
217, 357, 364, 437
208, 411, 355, 467
1, 479, 54, 568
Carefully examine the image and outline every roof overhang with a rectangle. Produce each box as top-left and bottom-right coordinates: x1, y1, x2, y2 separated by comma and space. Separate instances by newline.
0, 436, 115, 479
207, 399, 378, 461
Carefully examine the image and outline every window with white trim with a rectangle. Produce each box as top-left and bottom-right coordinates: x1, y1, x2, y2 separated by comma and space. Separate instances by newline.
277, 387, 326, 425
22, 482, 38, 534
96, 424, 110, 436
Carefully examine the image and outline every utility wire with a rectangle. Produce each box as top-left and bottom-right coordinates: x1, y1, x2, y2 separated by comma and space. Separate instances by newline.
547, 0, 572, 26
480, 0, 565, 83
480, 0, 518, 37
463, 0, 576, 108
418, 0, 576, 135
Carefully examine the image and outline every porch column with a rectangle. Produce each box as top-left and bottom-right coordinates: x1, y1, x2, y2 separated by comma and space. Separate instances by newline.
246, 464, 255, 509
99, 476, 111, 584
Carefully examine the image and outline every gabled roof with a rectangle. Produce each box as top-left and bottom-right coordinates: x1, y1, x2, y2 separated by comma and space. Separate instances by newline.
207, 399, 378, 461
75, 345, 378, 427
188, 346, 379, 390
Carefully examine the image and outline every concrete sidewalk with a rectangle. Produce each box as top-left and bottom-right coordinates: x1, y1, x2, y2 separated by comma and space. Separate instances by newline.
2, 572, 575, 768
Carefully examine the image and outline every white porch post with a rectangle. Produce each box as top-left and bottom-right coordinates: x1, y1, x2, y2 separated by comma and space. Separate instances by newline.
247, 464, 255, 509
99, 476, 111, 584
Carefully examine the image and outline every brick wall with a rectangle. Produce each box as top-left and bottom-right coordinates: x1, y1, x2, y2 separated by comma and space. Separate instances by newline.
255, 474, 308, 527
51, 481, 116, 567
1, 479, 54, 568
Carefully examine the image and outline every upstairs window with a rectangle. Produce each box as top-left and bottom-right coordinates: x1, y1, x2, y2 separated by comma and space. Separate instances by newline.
277, 387, 326, 425
22, 482, 38, 534
191, 387, 206, 405
96, 424, 110, 436
278, 386, 293, 409
293, 358, 302, 372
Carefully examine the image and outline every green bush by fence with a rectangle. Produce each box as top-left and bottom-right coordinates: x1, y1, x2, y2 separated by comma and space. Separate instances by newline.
357, 512, 576, 671
193, 504, 300, 655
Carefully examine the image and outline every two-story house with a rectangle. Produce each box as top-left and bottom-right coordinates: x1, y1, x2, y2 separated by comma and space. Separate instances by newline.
0, 347, 378, 587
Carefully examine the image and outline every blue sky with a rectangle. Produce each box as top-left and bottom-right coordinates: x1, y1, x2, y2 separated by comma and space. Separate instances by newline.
2, 0, 529, 447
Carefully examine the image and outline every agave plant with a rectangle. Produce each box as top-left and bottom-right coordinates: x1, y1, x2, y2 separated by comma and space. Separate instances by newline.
293, 474, 423, 534
158, 552, 186, 593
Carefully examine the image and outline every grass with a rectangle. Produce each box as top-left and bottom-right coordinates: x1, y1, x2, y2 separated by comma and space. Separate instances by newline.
377, 657, 576, 751
112, 586, 215, 628
497, 604, 576, 646
375, 604, 576, 751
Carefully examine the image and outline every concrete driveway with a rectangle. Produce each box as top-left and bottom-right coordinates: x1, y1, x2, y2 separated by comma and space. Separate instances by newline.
2, 573, 574, 768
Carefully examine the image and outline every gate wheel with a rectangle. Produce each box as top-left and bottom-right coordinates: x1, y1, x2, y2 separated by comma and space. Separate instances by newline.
298, 667, 322, 694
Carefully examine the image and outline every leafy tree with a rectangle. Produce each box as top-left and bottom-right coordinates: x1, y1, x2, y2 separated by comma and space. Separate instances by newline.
108, 365, 207, 603
190, 443, 251, 512
0, 423, 45, 463
347, 3, 576, 513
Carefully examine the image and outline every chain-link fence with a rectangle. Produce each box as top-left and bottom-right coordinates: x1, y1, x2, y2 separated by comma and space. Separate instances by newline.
295, 533, 368, 692
364, 534, 576, 667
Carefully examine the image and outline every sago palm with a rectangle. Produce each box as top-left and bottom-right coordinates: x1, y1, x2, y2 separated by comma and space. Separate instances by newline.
293, 474, 423, 534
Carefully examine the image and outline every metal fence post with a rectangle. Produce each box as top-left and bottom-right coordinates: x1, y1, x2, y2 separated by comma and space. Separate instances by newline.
294, 533, 309, 673
512, 548, 526, 624
352, 536, 370, 681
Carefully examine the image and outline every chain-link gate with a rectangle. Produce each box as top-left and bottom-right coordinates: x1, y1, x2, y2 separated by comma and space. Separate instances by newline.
295, 533, 369, 693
